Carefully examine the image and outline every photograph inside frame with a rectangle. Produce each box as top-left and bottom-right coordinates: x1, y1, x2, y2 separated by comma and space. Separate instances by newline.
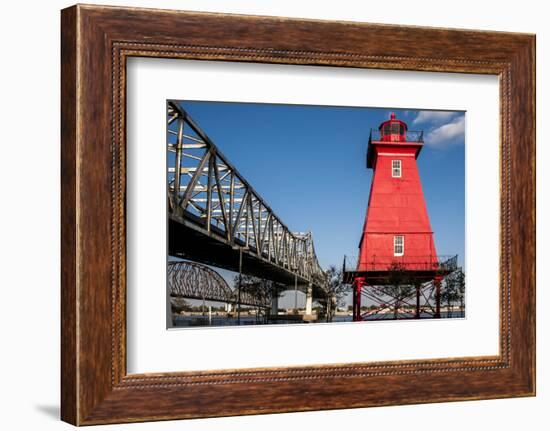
166, 100, 465, 329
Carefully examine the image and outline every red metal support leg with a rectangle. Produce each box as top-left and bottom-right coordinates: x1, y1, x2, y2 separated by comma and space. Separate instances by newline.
353, 277, 365, 321
434, 276, 442, 318
352, 280, 357, 321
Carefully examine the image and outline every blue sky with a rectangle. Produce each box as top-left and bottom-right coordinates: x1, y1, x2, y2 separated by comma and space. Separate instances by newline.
175, 100, 466, 277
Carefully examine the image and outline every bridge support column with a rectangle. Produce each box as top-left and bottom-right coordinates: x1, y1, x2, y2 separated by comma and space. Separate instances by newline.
294, 274, 298, 312
271, 293, 279, 317
353, 277, 365, 322
305, 284, 313, 315
303, 283, 316, 322
237, 248, 243, 325
225, 303, 233, 313
167, 294, 174, 329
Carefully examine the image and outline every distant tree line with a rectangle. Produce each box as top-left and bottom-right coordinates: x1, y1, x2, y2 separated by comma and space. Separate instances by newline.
440, 268, 465, 317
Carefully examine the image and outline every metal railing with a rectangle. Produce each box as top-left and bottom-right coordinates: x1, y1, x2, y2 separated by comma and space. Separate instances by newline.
369, 129, 424, 143
343, 254, 458, 273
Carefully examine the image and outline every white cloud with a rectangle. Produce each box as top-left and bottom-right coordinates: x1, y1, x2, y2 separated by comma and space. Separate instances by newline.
412, 110, 456, 125
425, 115, 465, 148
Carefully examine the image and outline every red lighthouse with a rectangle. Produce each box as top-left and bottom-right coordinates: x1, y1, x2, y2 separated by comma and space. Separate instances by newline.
345, 113, 456, 321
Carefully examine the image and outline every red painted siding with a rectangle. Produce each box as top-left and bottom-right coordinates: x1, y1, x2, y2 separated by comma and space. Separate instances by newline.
358, 132, 438, 272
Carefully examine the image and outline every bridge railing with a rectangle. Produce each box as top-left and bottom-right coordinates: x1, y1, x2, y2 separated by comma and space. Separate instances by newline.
167, 102, 326, 286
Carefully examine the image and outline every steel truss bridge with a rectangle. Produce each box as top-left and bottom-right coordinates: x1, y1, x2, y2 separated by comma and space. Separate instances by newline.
167, 101, 328, 298
168, 261, 273, 308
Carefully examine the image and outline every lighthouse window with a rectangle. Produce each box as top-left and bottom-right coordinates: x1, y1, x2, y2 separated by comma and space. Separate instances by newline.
394, 235, 404, 256
392, 160, 402, 177
391, 123, 400, 134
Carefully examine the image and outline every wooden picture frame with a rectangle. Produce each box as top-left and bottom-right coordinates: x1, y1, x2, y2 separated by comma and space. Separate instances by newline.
61, 4, 535, 425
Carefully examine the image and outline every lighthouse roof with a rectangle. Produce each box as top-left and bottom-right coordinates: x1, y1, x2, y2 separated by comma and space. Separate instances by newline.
366, 113, 424, 168
378, 112, 408, 135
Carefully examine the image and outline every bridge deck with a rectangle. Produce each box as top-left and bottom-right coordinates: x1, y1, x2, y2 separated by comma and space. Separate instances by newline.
169, 215, 326, 299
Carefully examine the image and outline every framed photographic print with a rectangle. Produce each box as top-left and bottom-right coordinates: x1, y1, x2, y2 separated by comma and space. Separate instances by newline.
61, 4, 535, 425
164, 101, 465, 330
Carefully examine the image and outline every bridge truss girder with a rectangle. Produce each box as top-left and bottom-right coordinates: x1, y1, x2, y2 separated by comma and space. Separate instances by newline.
167, 101, 327, 291
168, 261, 271, 308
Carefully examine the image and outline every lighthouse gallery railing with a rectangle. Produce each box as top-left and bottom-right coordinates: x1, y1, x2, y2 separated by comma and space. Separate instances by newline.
343, 254, 458, 274
369, 129, 424, 143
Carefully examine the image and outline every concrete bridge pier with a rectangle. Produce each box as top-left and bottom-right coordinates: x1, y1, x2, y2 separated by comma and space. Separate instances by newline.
271, 293, 279, 317
303, 283, 316, 322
